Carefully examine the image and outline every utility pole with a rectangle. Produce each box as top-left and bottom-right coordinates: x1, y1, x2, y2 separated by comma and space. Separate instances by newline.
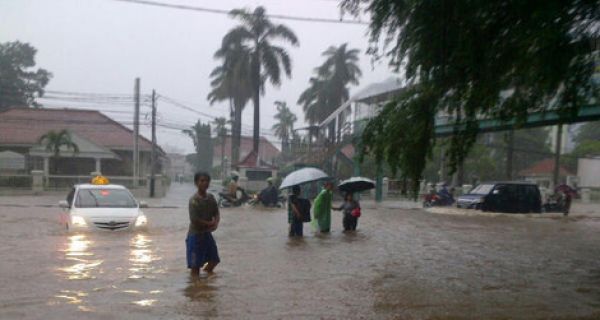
553, 124, 563, 188
133, 78, 140, 187
150, 89, 157, 197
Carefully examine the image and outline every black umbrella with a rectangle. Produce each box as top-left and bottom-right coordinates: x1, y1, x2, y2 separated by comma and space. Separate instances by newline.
338, 176, 376, 193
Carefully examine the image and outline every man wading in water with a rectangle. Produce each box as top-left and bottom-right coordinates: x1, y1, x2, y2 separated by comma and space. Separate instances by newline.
186, 172, 220, 277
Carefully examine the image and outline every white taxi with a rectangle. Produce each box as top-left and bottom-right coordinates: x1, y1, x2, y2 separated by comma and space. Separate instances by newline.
59, 177, 148, 232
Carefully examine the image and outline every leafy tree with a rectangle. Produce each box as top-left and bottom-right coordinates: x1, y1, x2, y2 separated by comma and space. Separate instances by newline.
271, 101, 297, 154
212, 117, 229, 174
342, 0, 599, 195
0, 41, 52, 111
37, 129, 79, 174
575, 121, 600, 143
208, 40, 252, 167
183, 121, 213, 172
298, 43, 362, 125
224, 6, 299, 153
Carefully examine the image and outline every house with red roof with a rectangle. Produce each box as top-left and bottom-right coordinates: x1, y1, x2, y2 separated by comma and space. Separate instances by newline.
212, 135, 280, 168
0, 108, 165, 186
518, 158, 574, 188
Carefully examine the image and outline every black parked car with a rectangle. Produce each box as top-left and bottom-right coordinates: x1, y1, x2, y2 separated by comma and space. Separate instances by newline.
457, 181, 542, 213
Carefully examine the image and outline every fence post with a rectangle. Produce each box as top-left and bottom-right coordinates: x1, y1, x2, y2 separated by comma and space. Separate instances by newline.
31, 170, 44, 194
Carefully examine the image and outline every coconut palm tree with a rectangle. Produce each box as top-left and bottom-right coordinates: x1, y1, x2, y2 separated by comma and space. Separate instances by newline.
208, 40, 252, 167
298, 43, 362, 125
271, 101, 297, 154
37, 129, 79, 174
224, 6, 299, 154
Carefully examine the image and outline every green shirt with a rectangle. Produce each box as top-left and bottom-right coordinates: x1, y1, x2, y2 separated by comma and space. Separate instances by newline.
188, 192, 219, 236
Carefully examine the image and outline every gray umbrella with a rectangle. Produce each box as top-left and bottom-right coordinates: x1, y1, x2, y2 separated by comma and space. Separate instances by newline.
338, 176, 376, 193
279, 168, 329, 190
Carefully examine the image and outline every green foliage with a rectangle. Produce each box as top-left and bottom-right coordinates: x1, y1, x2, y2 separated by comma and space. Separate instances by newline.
575, 121, 600, 143
298, 43, 362, 125
38, 129, 79, 174
272, 101, 297, 153
224, 6, 299, 152
183, 121, 213, 172
38, 129, 79, 158
0, 41, 52, 110
342, 0, 599, 195
422, 128, 552, 185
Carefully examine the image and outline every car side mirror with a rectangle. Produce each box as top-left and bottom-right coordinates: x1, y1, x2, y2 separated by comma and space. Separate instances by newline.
139, 201, 149, 208
492, 189, 500, 195
58, 200, 69, 209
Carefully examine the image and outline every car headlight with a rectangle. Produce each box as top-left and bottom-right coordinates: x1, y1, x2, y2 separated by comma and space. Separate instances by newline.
71, 215, 87, 227
135, 215, 147, 227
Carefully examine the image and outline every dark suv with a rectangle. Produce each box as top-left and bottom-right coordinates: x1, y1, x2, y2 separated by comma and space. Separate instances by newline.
457, 181, 542, 213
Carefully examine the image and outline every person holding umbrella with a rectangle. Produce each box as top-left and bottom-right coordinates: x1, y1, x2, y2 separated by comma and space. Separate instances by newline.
288, 185, 304, 237
312, 181, 334, 233
334, 192, 361, 232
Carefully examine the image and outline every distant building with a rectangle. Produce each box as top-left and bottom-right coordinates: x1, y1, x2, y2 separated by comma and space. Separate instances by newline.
518, 158, 574, 189
165, 153, 194, 182
0, 108, 165, 182
212, 135, 280, 167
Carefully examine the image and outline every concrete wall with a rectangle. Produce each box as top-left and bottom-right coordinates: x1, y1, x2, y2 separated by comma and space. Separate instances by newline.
578, 158, 600, 188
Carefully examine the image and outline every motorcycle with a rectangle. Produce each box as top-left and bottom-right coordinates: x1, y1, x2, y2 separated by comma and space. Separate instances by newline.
543, 192, 572, 215
218, 188, 251, 208
248, 193, 287, 208
423, 193, 455, 208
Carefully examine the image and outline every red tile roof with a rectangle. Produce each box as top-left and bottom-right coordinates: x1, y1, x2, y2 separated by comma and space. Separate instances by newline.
519, 158, 574, 177
0, 107, 154, 151
213, 135, 280, 163
237, 150, 276, 169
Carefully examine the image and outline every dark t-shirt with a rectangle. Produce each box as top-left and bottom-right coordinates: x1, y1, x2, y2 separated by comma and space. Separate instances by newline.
188, 192, 219, 236
288, 194, 299, 223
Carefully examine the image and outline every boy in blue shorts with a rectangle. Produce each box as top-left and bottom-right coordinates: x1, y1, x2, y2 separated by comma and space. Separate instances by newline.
187, 172, 220, 277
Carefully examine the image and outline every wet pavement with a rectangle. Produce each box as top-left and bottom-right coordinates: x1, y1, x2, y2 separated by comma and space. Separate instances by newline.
1, 183, 600, 319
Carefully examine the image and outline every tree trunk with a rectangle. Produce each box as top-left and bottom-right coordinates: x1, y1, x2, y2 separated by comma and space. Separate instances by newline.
232, 102, 243, 167
252, 50, 261, 154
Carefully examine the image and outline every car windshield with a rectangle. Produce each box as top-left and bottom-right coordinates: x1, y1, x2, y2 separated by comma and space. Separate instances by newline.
75, 189, 137, 208
469, 184, 495, 195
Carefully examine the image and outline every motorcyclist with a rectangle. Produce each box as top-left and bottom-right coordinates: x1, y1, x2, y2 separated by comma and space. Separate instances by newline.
437, 183, 455, 205
222, 174, 247, 205
258, 178, 279, 207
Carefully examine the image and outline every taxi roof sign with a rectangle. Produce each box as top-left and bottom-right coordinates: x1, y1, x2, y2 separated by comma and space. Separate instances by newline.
91, 175, 110, 185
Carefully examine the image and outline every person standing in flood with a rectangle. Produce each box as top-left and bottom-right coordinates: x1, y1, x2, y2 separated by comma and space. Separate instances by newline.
288, 185, 303, 237
312, 181, 333, 233
334, 192, 360, 232
187, 172, 220, 277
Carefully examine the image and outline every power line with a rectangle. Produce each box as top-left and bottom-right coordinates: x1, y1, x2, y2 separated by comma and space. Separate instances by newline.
109, 0, 368, 25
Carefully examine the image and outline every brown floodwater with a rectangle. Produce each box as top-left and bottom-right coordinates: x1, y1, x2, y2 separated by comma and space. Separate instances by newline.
1, 183, 600, 319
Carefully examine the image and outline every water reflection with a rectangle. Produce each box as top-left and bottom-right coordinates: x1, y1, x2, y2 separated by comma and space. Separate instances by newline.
128, 234, 162, 278
182, 276, 219, 317
58, 234, 102, 280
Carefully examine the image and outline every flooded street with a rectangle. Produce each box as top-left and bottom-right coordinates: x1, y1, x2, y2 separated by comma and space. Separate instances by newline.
1, 184, 600, 319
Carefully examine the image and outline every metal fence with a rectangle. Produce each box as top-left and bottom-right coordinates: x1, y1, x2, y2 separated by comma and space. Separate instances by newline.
0, 174, 32, 189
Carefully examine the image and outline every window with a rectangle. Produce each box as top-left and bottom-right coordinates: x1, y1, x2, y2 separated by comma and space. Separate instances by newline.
470, 184, 494, 195
75, 189, 137, 208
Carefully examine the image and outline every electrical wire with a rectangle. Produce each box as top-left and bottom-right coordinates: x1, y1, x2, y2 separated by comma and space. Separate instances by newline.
109, 0, 368, 25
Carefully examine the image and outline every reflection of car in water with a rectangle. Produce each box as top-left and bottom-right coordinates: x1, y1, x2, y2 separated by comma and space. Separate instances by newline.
457, 181, 542, 213
59, 183, 148, 232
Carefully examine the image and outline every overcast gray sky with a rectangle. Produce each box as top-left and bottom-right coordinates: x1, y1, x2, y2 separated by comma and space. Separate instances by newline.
1, 0, 393, 154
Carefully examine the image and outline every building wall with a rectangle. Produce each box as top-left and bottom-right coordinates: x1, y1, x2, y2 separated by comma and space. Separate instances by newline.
578, 158, 600, 188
